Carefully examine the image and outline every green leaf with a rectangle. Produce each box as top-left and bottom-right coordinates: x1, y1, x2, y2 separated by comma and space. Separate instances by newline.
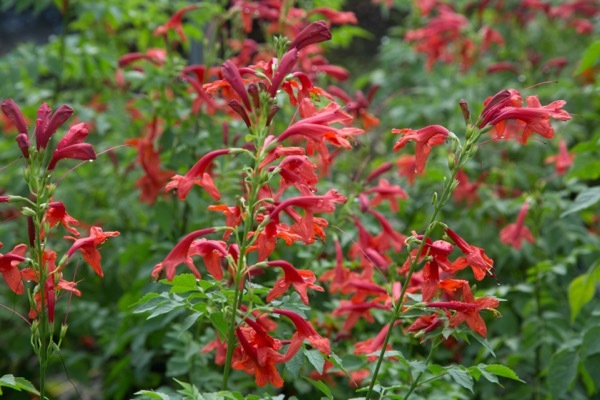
209, 312, 228, 339
581, 326, 600, 359
303, 377, 333, 400
561, 187, 600, 217
568, 273, 596, 323
178, 313, 202, 338
134, 390, 172, 399
304, 348, 326, 375
166, 273, 200, 294
575, 40, 600, 74
446, 366, 474, 393
285, 348, 304, 377
0, 375, 40, 395
481, 364, 525, 382
548, 349, 579, 397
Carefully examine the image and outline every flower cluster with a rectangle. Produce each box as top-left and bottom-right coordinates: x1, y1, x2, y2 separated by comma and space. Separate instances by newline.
0, 100, 119, 322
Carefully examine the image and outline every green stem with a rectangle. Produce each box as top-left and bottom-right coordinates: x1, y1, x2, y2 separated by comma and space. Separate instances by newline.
404, 339, 440, 399
221, 125, 269, 390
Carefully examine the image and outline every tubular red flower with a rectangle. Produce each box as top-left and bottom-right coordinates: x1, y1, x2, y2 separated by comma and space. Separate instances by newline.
545, 139, 574, 175
269, 49, 298, 97
392, 125, 449, 174
1, 99, 28, 134
46, 201, 80, 236
187, 238, 228, 280
153, 4, 199, 43
221, 60, 252, 110
151, 228, 216, 281
500, 202, 535, 249
166, 148, 230, 200
289, 20, 332, 51
35, 104, 73, 149
273, 308, 331, 355
266, 260, 324, 305
66, 227, 120, 278
445, 228, 494, 281
268, 190, 347, 221
0, 244, 27, 294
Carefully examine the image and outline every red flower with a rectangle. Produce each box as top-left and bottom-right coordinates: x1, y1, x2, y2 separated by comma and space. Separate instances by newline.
545, 139, 574, 175
187, 238, 228, 280
208, 204, 243, 240
45, 201, 80, 236
34, 103, 73, 149
153, 5, 199, 43
266, 260, 324, 305
0, 99, 28, 134
500, 202, 535, 249
364, 178, 408, 212
404, 9, 470, 71
428, 292, 499, 338
47, 122, 96, 170
289, 20, 332, 51
392, 125, 449, 174
273, 308, 331, 355
151, 228, 215, 281
445, 228, 494, 281
332, 299, 389, 331
396, 154, 418, 184
21, 250, 81, 322
482, 93, 571, 143
354, 323, 394, 361
66, 227, 120, 278
166, 149, 230, 200
0, 243, 27, 294
233, 321, 285, 388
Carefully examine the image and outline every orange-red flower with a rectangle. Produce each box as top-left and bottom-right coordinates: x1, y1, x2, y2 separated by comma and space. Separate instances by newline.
0, 243, 27, 294
392, 125, 449, 174
266, 260, 324, 305
500, 201, 535, 249
66, 227, 120, 278
233, 319, 285, 388
545, 139, 574, 175
445, 228, 494, 281
273, 308, 331, 355
151, 228, 215, 281
45, 201, 80, 236
166, 149, 230, 200
153, 5, 199, 43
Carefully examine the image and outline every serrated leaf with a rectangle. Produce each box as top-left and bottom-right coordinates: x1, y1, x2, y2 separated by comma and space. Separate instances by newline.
561, 187, 600, 217
134, 390, 172, 399
304, 377, 333, 400
446, 366, 474, 392
482, 364, 525, 382
581, 326, 600, 358
304, 348, 326, 375
13, 377, 39, 394
0, 375, 16, 388
548, 349, 579, 397
568, 273, 596, 323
